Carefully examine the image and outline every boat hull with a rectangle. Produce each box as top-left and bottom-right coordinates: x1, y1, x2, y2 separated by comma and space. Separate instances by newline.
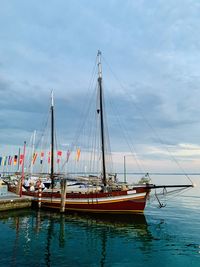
29, 188, 150, 214
41, 198, 147, 214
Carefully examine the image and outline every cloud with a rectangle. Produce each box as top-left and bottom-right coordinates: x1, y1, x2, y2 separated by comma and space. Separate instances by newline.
1, 0, 200, 175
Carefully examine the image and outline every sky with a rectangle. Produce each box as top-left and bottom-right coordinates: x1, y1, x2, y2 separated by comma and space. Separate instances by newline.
1, 0, 200, 181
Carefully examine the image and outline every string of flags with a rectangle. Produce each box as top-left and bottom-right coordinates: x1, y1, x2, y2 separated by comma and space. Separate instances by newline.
0, 149, 81, 167
0, 155, 23, 167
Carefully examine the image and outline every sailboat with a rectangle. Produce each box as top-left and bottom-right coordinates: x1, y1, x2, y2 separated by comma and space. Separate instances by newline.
22, 51, 193, 214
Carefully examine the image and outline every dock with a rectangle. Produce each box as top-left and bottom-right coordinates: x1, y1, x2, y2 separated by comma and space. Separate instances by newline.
0, 192, 33, 211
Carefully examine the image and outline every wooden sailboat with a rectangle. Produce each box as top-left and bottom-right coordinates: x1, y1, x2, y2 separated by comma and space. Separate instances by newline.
22, 51, 193, 214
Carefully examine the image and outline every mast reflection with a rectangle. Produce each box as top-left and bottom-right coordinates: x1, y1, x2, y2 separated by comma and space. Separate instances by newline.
0, 210, 154, 267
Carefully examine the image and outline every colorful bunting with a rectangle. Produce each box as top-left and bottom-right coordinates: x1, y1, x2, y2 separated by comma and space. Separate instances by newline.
0, 150, 67, 167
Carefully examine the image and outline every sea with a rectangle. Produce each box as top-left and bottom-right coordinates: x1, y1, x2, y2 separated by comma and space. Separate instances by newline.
0, 176, 199, 267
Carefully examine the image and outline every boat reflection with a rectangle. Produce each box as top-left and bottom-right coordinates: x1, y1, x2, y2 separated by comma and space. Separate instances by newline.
1, 203, 200, 267
0, 209, 153, 267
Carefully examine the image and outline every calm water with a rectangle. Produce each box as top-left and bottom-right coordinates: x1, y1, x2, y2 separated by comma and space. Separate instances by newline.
0, 189, 200, 267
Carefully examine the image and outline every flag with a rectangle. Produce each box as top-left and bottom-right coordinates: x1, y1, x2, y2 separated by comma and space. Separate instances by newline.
57, 150, 62, 156
4, 156, 7, 166
1, 157, 4, 166
76, 148, 81, 161
56, 150, 62, 165
40, 151, 44, 164
8, 156, 12, 165
48, 152, 51, 164
14, 155, 18, 165
66, 150, 70, 162
32, 152, 38, 164
19, 154, 24, 165
0, 157, 2, 166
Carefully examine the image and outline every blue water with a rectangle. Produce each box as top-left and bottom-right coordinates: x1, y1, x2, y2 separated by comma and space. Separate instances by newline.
0, 189, 199, 267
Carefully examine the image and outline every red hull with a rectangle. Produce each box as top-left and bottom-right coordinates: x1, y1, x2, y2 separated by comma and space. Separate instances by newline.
9, 185, 150, 214
41, 198, 147, 213
33, 187, 150, 214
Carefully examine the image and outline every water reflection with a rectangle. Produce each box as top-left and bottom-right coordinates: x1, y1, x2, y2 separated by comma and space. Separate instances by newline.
45, 218, 54, 267
0, 207, 199, 267
11, 216, 19, 267
0, 210, 152, 266
59, 214, 65, 248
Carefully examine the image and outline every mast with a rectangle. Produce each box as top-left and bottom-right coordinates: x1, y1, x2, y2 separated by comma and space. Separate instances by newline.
20, 141, 26, 197
50, 90, 55, 188
123, 156, 127, 184
97, 50, 107, 187
30, 130, 36, 175
17, 147, 21, 172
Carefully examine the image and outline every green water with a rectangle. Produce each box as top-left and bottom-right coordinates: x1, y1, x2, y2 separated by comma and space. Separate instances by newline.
0, 191, 199, 267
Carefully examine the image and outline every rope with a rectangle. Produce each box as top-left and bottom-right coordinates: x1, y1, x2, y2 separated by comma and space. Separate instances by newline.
150, 186, 192, 207
61, 55, 98, 172
102, 55, 193, 185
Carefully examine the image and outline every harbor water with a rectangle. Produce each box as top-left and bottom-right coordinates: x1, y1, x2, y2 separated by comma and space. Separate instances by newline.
0, 186, 199, 267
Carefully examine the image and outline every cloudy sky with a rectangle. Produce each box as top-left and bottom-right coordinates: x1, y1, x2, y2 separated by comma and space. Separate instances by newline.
1, 0, 200, 177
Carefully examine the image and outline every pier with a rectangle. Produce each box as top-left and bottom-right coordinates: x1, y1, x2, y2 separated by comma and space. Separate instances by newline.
0, 192, 32, 211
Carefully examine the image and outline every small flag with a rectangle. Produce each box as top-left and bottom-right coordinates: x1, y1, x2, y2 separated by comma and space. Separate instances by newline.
4, 156, 7, 166
19, 154, 24, 165
1, 157, 5, 166
57, 150, 62, 165
40, 151, 44, 164
57, 150, 62, 156
76, 148, 81, 161
66, 150, 71, 162
8, 156, 12, 165
32, 152, 38, 164
14, 155, 18, 166
0, 157, 2, 166
48, 152, 51, 164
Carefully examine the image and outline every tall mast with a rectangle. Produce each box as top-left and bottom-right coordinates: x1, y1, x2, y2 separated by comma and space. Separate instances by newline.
20, 141, 26, 197
30, 130, 36, 175
51, 90, 54, 188
97, 50, 106, 187
17, 147, 21, 172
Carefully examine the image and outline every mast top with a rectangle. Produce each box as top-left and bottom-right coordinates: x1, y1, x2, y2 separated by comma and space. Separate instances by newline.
51, 90, 54, 107
97, 50, 102, 79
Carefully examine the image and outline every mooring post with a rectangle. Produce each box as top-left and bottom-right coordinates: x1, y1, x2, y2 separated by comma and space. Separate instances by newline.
60, 178, 67, 213
38, 181, 42, 209
16, 178, 21, 195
